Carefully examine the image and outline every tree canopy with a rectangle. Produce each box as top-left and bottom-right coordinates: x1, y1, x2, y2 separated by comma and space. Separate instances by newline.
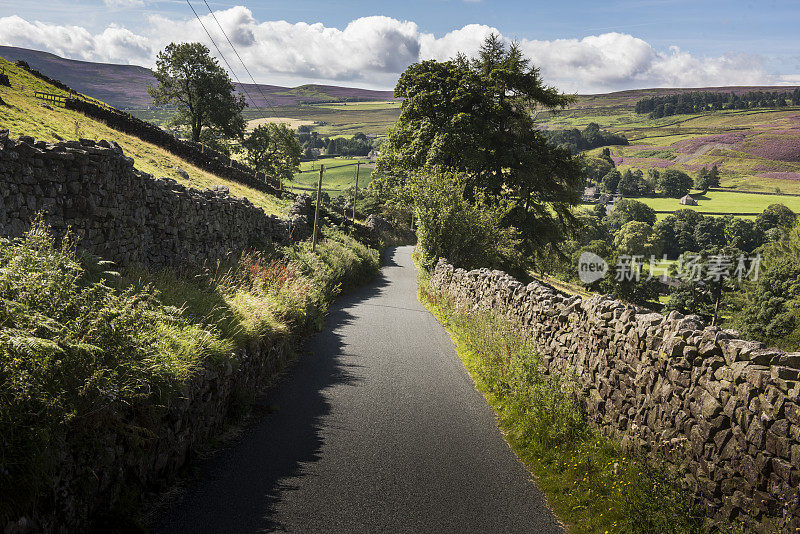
149, 42, 246, 143
241, 123, 302, 185
375, 35, 583, 263
658, 169, 694, 198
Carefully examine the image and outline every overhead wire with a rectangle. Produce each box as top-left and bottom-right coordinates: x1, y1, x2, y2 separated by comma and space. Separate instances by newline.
184, 0, 260, 112
201, 0, 283, 120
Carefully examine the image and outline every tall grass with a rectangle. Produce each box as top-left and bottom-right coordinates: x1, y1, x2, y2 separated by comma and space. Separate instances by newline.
0, 220, 379, 523
418, 282, 704, 534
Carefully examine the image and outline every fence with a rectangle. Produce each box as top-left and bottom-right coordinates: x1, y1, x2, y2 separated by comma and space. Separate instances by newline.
33, 91, 68, 106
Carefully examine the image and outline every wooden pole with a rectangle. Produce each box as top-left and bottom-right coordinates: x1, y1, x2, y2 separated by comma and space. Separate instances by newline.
312, 164, 324, 252
352, 161, 361, 222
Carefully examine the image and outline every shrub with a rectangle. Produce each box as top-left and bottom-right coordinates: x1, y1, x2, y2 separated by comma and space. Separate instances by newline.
411, 170, 524, 274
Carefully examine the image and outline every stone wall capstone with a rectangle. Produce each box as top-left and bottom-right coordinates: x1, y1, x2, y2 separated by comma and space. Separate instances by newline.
0, 132, 289, 267
431, 258, 800, 531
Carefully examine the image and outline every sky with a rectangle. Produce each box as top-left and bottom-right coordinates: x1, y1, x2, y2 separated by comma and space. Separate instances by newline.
0, 0, 799, 93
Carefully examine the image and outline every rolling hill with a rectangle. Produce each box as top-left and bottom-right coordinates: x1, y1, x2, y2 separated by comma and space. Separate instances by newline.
0, 54, 289, 215
0, 45, 398, 109
538, 86, 800, 196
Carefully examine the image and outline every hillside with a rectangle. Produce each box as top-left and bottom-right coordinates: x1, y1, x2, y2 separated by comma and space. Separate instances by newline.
0, 46, 398, 109
0, 54, 288, 215
539, 86, 800, 195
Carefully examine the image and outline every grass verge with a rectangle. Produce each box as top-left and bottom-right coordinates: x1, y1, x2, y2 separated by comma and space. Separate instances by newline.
0, 219, 379, 525
417, 279, 704, 534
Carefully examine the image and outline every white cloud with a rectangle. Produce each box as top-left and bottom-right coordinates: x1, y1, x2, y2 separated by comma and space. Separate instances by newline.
517, 33, 768, 93
419, 24, 497, 61
0, 16, 151, 64
0, 10, 780, 92
103, 0, 145, 8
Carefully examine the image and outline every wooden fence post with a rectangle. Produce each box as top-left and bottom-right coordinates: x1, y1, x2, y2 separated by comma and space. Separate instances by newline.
312, 164, 324, 252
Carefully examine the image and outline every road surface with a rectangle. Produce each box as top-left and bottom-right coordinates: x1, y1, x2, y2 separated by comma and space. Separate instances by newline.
152, 245, 561, 534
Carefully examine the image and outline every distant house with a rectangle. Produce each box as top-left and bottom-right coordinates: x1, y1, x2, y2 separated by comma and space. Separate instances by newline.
680, 194, 698, 206
582, 186, 599, 203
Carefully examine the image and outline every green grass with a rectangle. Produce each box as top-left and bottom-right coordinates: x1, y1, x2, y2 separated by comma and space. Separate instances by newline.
417, 280, 703, 534
0, 56, 289, 216
632, 190, 800, 215
289, 158, 375, 198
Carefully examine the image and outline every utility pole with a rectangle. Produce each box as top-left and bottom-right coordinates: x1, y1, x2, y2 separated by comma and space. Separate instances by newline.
352, 161, 361, 222
312, 164, 324, 252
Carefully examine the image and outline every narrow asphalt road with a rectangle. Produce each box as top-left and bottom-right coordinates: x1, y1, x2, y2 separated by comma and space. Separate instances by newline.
152, 246, 562, 534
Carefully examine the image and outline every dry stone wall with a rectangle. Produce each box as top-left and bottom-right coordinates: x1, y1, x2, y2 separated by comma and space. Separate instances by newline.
0, 132, 288, 267
5, 334, 294, 534
431, 258, 800, 531
63, 98, 281, 193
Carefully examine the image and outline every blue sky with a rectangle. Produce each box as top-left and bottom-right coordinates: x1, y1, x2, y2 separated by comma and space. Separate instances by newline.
1, 0, 798, 92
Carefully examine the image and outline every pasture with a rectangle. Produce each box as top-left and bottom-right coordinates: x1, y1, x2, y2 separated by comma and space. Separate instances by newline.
289, 158, 375, 198
635, 190, 800, 215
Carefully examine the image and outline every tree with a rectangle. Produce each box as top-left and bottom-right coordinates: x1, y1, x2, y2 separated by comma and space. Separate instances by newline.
411, 170, 523, 273
723, 216, 761, 253
654, 209, 704, 258
600, 169, 621, 194
605, 198, 656, 231
241, 123, 302, 185
582, 156, 614, 185
708, 164, 721, 187
695, 166, 720, 191
693, 217, 726, 250
735, 228, 800, 349
149, 43, 246, 142
618, 169, 652, 197
695, 168, 710, 191
755, 203, 797, 236
375, 35, 582, 266
613, 221, 662, 258
658, 169, 693, 198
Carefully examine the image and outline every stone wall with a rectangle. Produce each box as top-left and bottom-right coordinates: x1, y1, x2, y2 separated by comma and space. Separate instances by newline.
5, 334, 294, 534
431, 259, 800, 531
0, 132, 288, 267
64, 98, 281, 194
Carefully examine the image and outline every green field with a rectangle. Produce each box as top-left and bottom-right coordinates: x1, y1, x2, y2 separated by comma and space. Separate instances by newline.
635, 190, 800, 215
289, 158, 375, 198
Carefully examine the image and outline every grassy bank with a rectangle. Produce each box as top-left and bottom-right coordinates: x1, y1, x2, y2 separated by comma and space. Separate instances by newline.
417, 278, 703, 534
0, 220, 379, 524
0, 56, 289, 216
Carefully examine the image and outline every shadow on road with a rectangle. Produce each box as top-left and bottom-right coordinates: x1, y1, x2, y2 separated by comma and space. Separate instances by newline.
150, 253, 394, 534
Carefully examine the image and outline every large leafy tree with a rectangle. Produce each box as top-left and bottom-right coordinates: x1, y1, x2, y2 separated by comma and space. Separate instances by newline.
375, 35, 583, 262
241, 123, 302, 186
604, 198, 656, 232
658, 169, 694, 198
149, 42, 246, 142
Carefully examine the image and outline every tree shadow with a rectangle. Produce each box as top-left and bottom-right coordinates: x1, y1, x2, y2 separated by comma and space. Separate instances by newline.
148, 260, 393, 534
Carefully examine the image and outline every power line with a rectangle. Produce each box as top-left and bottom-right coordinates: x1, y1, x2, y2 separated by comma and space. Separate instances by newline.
184, 0, 259, 112
201, 0, 282, 120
